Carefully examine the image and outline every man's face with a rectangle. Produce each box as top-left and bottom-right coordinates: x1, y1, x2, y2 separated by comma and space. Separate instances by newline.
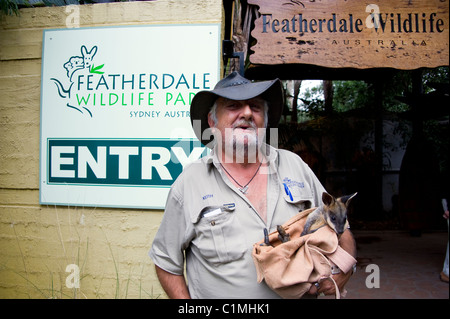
208, 97, 267, 161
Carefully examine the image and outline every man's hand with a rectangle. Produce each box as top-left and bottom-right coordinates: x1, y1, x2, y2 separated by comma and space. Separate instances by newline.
309, 229, 356, 296
309, 268, 353, 296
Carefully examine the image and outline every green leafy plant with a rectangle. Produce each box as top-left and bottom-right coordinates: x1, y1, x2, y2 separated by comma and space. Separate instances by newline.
90, 64, 105, 75
0, 0, 20, 16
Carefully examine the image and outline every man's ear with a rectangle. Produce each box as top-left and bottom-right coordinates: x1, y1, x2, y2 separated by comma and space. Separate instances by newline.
207, 112, 215, 128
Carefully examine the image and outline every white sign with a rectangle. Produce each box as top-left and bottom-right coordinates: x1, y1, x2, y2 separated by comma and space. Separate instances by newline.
40, 24, 221, 209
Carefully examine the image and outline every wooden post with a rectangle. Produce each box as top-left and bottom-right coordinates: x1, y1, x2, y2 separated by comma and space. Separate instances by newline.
374, 79, 384, 215
411, 69, 424, 136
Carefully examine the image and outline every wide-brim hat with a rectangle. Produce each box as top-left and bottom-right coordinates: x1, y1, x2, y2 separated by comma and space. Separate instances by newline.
190, 71, 284, 147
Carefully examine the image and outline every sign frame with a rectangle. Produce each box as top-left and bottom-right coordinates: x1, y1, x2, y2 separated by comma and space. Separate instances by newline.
39, 24, 221, 209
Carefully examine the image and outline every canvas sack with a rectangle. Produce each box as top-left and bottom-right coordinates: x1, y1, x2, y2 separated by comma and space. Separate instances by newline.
252, 208, 356, 299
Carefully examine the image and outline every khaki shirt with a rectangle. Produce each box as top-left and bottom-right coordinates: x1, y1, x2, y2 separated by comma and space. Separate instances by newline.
149, 144, 326, 299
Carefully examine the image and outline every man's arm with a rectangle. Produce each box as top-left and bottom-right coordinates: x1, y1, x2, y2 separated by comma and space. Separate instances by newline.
310, 229, 357, 295
338, 228, 357, 258
155, 265, 191, 299
332, 229, 357, 289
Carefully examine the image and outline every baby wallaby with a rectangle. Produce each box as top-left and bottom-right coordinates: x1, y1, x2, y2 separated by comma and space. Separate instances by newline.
300, 192, 357, 237
275, 192, 357, 243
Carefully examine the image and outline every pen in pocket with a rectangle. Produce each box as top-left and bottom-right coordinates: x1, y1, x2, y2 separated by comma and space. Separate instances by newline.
283, 183, 293, 201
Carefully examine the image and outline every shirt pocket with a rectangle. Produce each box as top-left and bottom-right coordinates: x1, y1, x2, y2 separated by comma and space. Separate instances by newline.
282, 181, 313, 211
191, 205, 247, 265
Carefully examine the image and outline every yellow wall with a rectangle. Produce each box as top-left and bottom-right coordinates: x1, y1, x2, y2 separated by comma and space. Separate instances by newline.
0, 0, 223, 299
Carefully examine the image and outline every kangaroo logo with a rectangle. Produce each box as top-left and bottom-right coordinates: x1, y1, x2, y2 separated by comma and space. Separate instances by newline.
51, 45, 104, 117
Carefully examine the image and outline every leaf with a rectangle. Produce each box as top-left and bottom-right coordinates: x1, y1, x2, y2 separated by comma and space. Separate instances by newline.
90, 64, 105, 74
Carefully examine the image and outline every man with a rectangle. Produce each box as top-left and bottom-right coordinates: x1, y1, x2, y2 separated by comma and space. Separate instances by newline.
149, 72, 356, 299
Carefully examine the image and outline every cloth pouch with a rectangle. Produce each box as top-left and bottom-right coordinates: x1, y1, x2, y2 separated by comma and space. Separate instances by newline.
252, 207, 356, 299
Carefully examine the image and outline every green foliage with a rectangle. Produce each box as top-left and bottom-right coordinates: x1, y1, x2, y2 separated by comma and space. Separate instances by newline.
295, 68, 449, 174
90, 64, 105, 74
0, 0, 20, 16
425, 119, 449, 175
298, 67, 448, 117
423, 67, 449, 91
333, 80, 374, 113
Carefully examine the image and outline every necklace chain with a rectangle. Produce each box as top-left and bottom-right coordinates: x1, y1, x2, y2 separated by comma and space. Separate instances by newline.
219, 161, 262, 195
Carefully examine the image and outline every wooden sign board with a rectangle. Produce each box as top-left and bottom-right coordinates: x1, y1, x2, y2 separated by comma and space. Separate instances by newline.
248, 0, 449, 69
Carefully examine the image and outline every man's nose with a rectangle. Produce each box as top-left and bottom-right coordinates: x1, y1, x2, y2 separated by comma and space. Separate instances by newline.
240, 103, 253, 120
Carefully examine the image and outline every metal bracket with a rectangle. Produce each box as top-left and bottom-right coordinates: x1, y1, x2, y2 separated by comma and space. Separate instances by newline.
222, 40, 245, 76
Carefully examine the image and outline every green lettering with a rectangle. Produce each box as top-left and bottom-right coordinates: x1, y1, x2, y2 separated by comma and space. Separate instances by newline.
109, 93, 118, 106
76, 94, 90, 106
174, 93, 185, 106
166, 92, 173, 105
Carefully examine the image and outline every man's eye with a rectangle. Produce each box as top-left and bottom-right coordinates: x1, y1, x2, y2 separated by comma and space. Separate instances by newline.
250, 104, 263, 111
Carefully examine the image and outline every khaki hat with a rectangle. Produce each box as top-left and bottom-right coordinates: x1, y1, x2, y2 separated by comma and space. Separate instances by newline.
190, 71, 284, 147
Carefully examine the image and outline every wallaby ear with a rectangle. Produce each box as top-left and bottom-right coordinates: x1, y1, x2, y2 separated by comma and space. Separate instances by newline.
81, 45, 87, 56
89, 46, 98, 57
322, 192, 334, 206
341, 192, 358, 207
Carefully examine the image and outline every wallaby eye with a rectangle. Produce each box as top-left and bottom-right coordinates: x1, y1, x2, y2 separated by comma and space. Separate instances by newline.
331, 215, 336, 221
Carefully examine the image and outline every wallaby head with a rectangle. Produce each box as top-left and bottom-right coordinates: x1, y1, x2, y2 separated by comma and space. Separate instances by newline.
321, 192, 357, 235
81, 45, 98, 69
